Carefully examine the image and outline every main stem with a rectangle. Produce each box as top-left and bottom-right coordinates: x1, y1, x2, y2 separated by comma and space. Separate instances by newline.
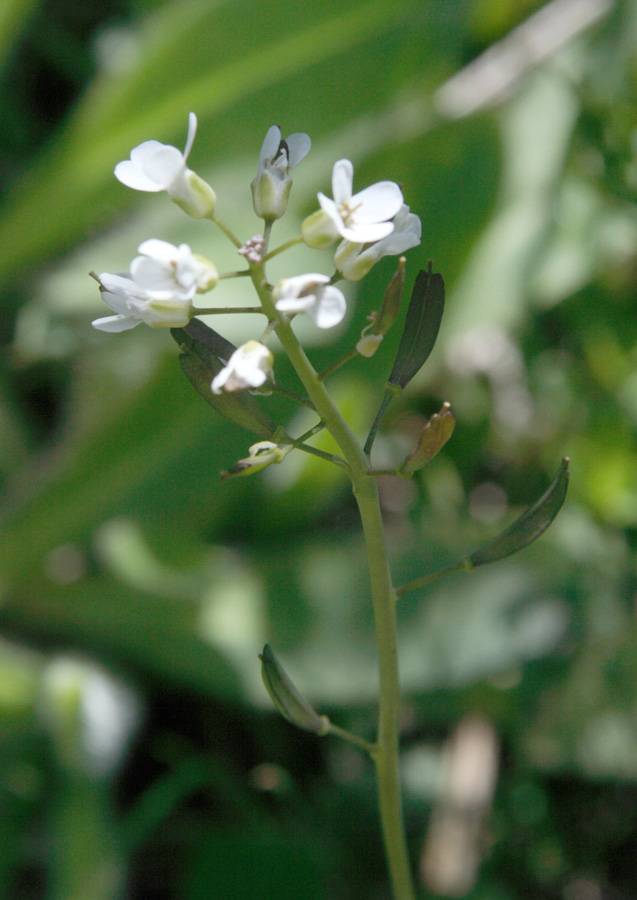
251, 264, 415, 900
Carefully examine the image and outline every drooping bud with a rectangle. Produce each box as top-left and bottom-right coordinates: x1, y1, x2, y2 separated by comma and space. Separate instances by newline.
222, 441, 292, 480
398, 403, 455, 476
260, 645, 330, 735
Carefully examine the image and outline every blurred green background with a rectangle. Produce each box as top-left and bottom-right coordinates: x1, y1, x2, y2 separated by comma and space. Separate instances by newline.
1, 0, 637, 897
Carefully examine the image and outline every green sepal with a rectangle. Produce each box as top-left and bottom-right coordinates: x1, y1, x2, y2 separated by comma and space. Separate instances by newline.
387, 261, 445, 389
467, 458, 570, 568
260, 645, 330, 735
172, 322, 277, 439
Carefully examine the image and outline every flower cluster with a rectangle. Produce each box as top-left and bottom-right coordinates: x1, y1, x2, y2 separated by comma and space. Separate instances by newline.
92, 112, 422, 394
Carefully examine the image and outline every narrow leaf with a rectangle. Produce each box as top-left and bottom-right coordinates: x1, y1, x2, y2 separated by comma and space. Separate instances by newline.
388, 262, 445, 388
468, 457, 570, 568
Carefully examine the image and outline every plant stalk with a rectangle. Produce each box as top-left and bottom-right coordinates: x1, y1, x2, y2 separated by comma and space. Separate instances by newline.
250, 263, 415, 900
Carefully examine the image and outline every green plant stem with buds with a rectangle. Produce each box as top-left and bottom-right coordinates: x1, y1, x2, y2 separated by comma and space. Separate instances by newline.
250, 261, 416, 900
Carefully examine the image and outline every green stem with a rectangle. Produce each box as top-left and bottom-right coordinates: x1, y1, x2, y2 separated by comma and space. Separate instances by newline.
327, 721, 377, 756
194, 306, 263, 315
318, 348, 359, 381
395, 560, 471, 598
209, 213, 242, 248
262, 235, 304, 262
250, 262, 415, 900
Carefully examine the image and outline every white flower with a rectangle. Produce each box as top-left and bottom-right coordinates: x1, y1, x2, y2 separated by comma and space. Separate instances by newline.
211, 341, 274, 394
131, 239, 218, 295
274, 273, 347, 329
313, 159, 404, 245
251, 125, 311, 221
334, 205, 422, 281
91, 272, 194, 332
114, 113, 216, 217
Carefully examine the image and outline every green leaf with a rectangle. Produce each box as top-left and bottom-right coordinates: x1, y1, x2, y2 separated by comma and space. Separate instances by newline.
173, 319, 237, 368
178, 353, 276, 441
388, 262, 445, 388
468, 458, 570, 568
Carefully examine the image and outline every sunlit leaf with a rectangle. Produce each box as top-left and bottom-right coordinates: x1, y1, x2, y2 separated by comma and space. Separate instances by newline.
388, 262, 445, 389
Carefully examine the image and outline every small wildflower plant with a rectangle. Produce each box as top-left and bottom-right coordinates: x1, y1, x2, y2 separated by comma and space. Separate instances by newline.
92, 114, 570, 900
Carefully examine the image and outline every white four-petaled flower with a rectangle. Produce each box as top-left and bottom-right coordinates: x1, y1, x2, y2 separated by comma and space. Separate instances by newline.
211, 341, 274, 394
114, 113, 216, 217
316, 159, 404, 244
274, 274, 347, 329
334, 204, 422, 281
91, 273, 194, 332
131, 239, 218, 295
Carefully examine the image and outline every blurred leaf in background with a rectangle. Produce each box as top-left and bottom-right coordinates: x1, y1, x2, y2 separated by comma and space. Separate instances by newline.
1, 0, 637, 898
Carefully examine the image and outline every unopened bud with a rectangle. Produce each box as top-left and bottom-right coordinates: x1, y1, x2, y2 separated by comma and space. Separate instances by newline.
260, 644, 330, 735
301, 209, 339, 249
222, 441, 292, 480
398, 402, 455, 476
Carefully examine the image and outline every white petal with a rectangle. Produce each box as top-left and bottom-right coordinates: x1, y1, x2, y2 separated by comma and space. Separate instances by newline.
183, 112, 198, 160
92, 314, 139, 332
286, 133, 311, 169
317, 194, 344, 233
340, 221, 395, 243
211, 367, 230, 394
136, 239, 179, 262
351, 182, 403, 223
275, 295, 315, 313
331, 159, 353, 204
130, 257, 175, 291
274, 273, 330, 300
130, 140, 165, 166
259, 126, 282, 168
114, 159, 163, 192
310, 286, 346, 329
143, 146, 186, 188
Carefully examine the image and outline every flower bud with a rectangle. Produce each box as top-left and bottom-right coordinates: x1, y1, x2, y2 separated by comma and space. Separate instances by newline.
260, 645, 330, 735
356, 333, 384, 357
301, 209, 339, 249
222, 441, 292, 480
398, 402, 455, 476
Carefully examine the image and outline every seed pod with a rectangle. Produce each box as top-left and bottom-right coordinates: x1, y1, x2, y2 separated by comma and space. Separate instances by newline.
398, 402, 455, 476
467, 458, 570, 568
260, 645, 330, 735
388, 262, 445, 389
